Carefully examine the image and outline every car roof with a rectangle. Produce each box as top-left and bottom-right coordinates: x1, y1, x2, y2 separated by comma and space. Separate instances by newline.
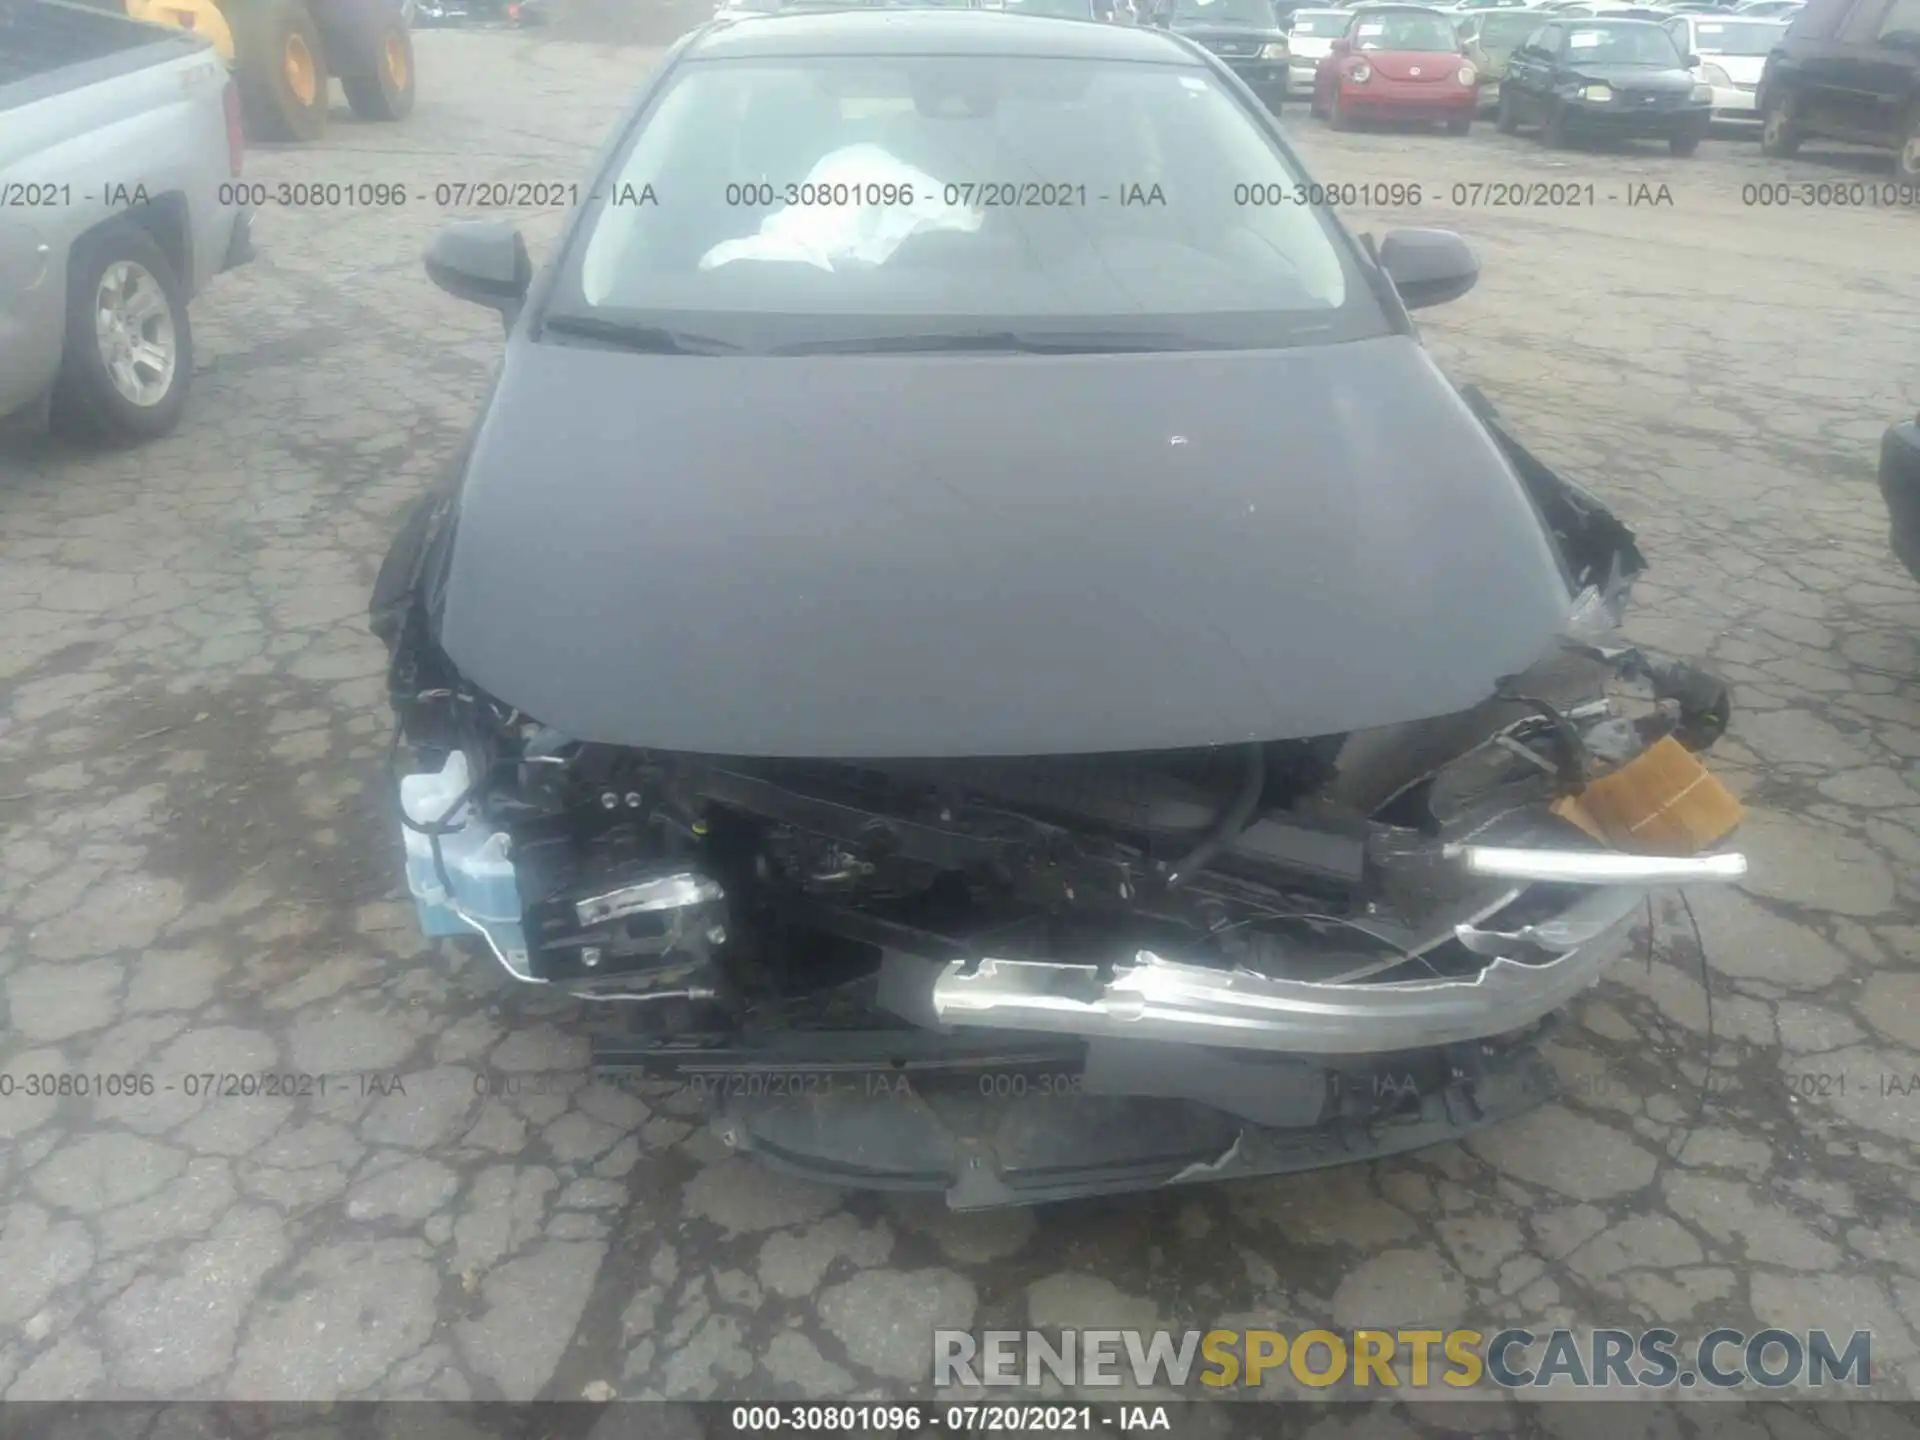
690, 6, 1193, 55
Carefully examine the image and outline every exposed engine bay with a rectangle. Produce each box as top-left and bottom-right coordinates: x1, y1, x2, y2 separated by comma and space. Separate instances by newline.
369, 386, 1751, 1207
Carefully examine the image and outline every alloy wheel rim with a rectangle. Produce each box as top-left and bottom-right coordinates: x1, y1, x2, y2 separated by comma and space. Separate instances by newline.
1903, 131, 1920, 176
386, 33, 409, 88
93, 260, 176, 408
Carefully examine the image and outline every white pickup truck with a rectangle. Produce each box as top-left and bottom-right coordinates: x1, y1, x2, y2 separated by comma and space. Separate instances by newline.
0, 0, 254, 443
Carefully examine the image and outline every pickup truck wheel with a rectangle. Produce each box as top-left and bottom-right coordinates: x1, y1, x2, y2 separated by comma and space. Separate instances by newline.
343, 23, 416, 121
233, 0, 330, 143
50, 224, 192, 444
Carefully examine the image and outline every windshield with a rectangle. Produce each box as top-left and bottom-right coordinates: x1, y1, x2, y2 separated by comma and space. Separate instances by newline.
1350, 10, 1462, 49
1477, 13, 1543, 43
1171, 0, 1278, 25
553, 56, 1381, 353
1289, 10, 1350, 32
1562, 21, 1684, 60
1687, 17, 1784, 51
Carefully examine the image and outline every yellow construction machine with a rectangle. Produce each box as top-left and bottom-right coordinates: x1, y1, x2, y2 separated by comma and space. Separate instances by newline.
121, 0, 415, 141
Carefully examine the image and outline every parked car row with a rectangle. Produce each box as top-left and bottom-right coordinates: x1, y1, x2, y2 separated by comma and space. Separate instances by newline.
708, 0, 1920, 176
1276, 0, 1918, 178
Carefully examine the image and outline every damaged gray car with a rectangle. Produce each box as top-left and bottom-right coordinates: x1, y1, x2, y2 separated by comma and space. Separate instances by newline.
370, 8, 1749, 1207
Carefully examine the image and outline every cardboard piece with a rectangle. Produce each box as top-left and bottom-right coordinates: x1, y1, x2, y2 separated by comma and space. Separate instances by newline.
1551, 736, 1744, 855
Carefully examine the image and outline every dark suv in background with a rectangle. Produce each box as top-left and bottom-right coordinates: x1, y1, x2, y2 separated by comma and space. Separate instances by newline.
1758, 0, 1920, 177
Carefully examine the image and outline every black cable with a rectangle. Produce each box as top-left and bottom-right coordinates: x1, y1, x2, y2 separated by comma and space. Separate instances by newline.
1666, 890, 1715, 1168
1165, 743, 1265, 888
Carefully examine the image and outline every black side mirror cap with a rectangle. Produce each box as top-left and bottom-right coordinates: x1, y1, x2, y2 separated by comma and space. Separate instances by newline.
1685, 50, 1702, 65
426, 221, 533, 330
1377, 227, 1480, 310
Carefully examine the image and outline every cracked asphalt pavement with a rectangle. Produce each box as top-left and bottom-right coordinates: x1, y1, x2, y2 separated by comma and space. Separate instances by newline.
2, 15, 1920, 1412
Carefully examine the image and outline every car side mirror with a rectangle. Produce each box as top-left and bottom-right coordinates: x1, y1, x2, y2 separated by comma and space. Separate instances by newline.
1330, 36, 1351, 51
426, 221, 532, 330
1377, 227, 1479, 310
1684, 50, 1701, 65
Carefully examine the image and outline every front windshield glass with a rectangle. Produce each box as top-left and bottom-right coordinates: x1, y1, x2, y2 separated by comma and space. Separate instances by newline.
1478, 12, 1543, 43
1170, 0, 1278, 25
1289, 10, 1350, 32
1562, 21, 1686, 60
555, 56, 1381, 352
1687, 17, 1785, 51
1350, 10, 1462, 49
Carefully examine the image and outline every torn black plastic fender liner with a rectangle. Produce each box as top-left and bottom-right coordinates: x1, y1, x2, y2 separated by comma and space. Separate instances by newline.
1457, 381, 1647, 595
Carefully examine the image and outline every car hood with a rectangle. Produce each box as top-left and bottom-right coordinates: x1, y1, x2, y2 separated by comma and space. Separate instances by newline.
435, 335, 1576, 758
1564, 61, 1697, 87
1356, 48, 1465, 79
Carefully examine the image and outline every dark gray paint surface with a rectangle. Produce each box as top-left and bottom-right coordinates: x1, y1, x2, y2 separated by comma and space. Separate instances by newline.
436, 333, 1575, 757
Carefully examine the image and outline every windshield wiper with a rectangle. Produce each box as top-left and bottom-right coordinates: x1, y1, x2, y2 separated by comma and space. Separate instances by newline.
541, 314, 745, 355
772, 329, 1220, 356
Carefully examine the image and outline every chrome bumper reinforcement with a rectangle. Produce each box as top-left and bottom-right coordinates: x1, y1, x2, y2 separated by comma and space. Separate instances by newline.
930, 879, 1712, 1055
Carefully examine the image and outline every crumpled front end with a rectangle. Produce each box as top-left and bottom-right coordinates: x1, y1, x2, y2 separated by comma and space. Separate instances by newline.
368, 387, 1748, 1207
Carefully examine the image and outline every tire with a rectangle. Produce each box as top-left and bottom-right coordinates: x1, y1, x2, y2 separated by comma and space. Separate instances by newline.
342, 22, 416, 121
1496, 86, 1518, 133
1670, 127, 1701, 157
1446, 115, 1472, 136
1541, 99, 1569, 148
1328, 88, 1354, 130
231, 0, 330, 143
1759, 90, 1802, 157
1899, 111, 1920, 181
49, 222, 192, 445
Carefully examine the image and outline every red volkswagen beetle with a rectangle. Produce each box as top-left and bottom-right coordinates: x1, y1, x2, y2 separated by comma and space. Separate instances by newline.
1311, 4, 1480, 133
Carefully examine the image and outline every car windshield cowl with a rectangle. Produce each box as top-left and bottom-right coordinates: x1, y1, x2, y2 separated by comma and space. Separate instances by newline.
542, 313, 746, 355
769, 327, 1229, 355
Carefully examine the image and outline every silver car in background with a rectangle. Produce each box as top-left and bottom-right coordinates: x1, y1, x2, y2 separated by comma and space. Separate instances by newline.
1662, 11, 1785, 119
1, 0, 252, 443
1285, 7, 1351, 92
